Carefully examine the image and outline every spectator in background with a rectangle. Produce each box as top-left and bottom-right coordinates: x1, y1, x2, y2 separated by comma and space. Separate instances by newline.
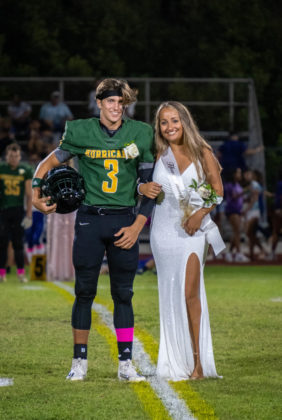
243, 169, 266, 261
39, 91, 73, 146
0, 143, 33, 283
268, 169, 282, 260
27, 120, 47, 165
218, 131, 264, 180
224, 168, 249, 262
7, 94, 31, 141
25, 209, 45, 263
0, 117, 14, 158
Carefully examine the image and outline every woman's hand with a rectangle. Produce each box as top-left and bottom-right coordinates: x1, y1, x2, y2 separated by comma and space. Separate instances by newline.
139, 182, 162, 199
184, 209, 204, 236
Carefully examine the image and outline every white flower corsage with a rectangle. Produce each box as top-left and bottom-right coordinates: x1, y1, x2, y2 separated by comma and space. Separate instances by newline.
123, 143, 139, 159
19, 168, 25, 175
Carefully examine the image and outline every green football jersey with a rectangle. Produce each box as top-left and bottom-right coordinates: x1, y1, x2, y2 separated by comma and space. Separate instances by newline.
59, 118, 154, 207
0, 162, 33, 209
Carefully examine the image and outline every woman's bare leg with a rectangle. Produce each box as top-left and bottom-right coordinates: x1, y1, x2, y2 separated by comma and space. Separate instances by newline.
185, 253, 203, 379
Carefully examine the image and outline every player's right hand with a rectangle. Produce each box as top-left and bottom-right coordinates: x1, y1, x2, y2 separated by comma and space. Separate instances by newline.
32, 194, 57, 214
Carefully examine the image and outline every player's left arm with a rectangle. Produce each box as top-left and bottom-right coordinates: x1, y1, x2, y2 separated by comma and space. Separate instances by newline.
114, 164, 156, 249
114, 124, 156, 249
114, 213, 147, 249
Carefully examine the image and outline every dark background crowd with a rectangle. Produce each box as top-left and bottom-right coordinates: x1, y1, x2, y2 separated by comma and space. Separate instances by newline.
0, 89, 281, 268
1, 0, 282, 269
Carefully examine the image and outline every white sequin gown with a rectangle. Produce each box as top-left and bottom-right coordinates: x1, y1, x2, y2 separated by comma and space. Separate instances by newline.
150, 158, 219, 381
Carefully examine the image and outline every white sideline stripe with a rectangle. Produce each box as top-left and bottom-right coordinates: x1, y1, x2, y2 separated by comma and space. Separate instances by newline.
22, 285, 45, 290
270, 297, 282, 302
0, 378, 14, 387
54, 281, 195, 420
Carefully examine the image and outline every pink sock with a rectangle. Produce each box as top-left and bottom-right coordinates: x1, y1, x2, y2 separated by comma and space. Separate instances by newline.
17, 268, 25, 275
0, 269, 6, 276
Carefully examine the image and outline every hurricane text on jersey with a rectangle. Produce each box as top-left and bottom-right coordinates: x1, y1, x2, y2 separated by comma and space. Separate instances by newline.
59, 118, 154, 207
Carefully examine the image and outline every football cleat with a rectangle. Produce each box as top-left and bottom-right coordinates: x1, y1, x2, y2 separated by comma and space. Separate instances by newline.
18, 274, 28, 283
118, 359, 146, 382
66, 358, 88, 381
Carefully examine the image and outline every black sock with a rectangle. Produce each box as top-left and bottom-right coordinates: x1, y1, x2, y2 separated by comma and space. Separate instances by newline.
118, 342, 132, 361
74, 344, 87, 359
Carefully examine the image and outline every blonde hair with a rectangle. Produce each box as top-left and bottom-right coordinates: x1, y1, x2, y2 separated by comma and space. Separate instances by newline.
96, 78, 137, 106
154, 101, 221, 180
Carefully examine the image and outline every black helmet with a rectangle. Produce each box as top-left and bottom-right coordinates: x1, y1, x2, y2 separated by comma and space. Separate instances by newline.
41, 165, 85, 214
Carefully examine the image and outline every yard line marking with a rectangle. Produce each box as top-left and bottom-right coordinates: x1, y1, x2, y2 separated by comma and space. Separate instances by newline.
22, 285, 45, 290
53, 281, 195, 420
92, 296, 219, 420
270, 297, 282, 302
0, 378, 14, 387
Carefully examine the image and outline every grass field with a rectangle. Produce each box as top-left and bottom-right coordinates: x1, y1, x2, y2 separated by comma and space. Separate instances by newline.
0, 265, 281, 420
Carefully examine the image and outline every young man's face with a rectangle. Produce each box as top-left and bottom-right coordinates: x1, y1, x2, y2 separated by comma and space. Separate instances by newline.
97, 96, 124, 126
6, 150, 21, 168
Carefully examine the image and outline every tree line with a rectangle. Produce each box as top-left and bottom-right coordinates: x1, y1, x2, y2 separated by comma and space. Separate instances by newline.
0, 0, 281, 144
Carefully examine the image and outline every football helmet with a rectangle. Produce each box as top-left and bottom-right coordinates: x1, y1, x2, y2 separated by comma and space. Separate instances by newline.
41, 165, 85, 214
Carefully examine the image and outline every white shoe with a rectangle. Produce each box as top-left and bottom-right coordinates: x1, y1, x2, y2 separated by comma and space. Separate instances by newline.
224, 252, 233, 262
118, 359, 146, 382
18, 274, 28, 283
234, 252, 250, 263
66, 358, 88, 381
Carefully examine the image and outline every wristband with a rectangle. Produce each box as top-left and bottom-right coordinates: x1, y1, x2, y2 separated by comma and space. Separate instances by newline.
32, 178, 43, 188
137, 183, 144, 196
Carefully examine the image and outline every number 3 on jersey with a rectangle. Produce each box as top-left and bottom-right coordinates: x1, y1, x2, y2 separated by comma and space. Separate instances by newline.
102, 159, 119, 193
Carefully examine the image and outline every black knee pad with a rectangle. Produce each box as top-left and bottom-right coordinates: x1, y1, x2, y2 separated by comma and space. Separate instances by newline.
112, 287, 134, 305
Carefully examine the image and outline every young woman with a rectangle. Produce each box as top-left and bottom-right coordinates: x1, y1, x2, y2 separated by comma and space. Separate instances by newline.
150, 101, 224, 381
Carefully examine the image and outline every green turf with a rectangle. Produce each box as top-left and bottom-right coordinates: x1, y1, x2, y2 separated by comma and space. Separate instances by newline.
132, 266, 282, 420
0, 272, 150, 420
0, 266, 281, 419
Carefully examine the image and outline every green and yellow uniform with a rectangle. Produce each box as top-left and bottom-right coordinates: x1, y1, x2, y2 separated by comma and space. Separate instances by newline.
0, 162, 33, 209
0, 162, 33, 272
55, 116, 155, 363
59, 118, 154, 207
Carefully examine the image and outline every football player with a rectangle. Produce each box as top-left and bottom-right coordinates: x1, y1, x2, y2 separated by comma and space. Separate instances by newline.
0, 143, 33, 283
32, 78, 161, 382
